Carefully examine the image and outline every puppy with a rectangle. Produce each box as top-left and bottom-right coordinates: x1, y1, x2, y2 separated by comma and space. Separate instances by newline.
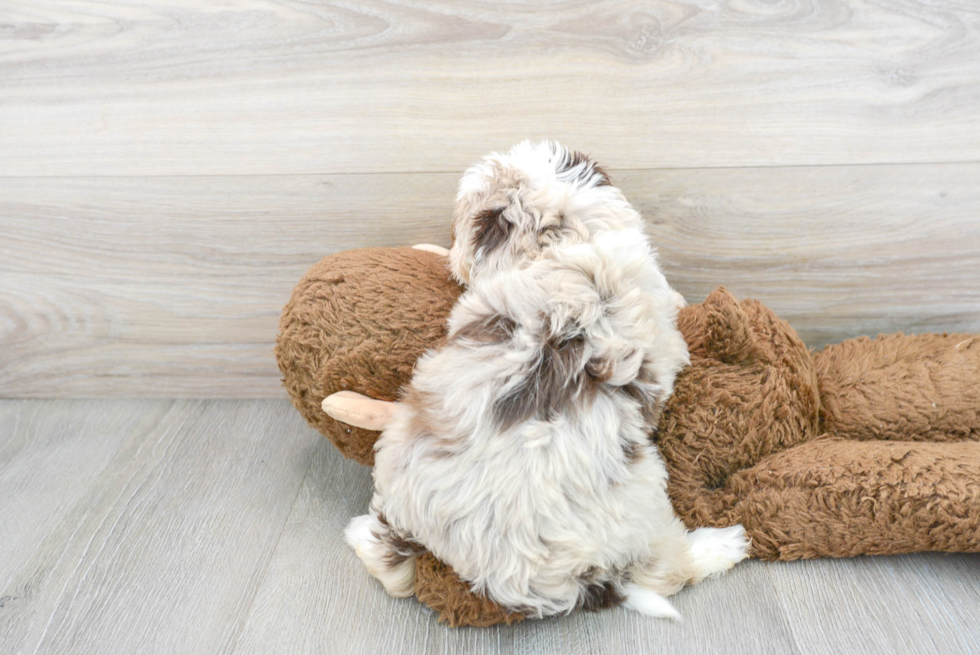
346, 141, 748, 620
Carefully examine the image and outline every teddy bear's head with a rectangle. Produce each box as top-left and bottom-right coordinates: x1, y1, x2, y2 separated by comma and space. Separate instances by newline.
276, 247, 463, 465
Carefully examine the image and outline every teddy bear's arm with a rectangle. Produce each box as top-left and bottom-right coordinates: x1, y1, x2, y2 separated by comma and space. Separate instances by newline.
725, 437, 980, 559
815, 333, 980, 443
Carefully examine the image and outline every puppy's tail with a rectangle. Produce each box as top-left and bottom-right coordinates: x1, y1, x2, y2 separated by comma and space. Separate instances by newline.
620, 583, 682, 622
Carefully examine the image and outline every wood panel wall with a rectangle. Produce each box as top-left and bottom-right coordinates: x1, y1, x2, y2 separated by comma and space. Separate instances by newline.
2, 1, 978, 397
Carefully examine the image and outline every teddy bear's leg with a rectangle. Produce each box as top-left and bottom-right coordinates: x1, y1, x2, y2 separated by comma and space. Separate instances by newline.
344, 501, 420, 598
724, 437, 980, 559
816, 333, 980, 442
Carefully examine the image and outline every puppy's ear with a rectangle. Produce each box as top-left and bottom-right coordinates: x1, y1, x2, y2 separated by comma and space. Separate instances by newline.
555, 149, 612, 188
472, 206, 510, 257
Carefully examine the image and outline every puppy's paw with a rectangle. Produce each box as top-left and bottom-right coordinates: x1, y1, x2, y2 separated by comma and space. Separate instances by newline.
687, 525, 750, 579
621, 583, 682, 622
345, 514, 417, 598
345, 514, 382, 560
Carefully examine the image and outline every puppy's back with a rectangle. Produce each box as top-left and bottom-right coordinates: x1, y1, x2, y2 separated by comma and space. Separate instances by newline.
374, 234, 687, 616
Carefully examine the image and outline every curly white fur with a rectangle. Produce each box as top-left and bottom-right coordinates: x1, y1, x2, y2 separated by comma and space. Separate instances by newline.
347, 141, 748, 619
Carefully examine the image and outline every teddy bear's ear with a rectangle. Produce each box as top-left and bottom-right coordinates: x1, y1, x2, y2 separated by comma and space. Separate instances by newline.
683, 287, 769, 366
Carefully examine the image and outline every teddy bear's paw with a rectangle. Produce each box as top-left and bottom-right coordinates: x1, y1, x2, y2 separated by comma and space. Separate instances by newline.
686, 525, 750, 579
621, 583, 683, 622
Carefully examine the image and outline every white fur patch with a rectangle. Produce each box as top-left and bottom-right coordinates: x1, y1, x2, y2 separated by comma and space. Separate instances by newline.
345, 514, 416, 598
621, 583, 683, 622
686, 525, 751, 579
348, 142, 746, 618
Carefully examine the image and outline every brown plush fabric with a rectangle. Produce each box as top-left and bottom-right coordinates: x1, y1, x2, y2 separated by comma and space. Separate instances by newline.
660, 290, 980, 559
657, 289, 822, 533
276, 248, 980, 627
816, 333, 980, 443
275, 247, 462, 465
415, 553, 525, 627
724, 438, 980, 558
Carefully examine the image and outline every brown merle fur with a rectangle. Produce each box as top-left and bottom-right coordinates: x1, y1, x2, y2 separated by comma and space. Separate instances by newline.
555, 149, 612, 188
374, 512, 427, 569
493, 332, 600, 431
575, 581, 626, 611
452, 314, 518, 345
621, 439, 643, 464
472, 206, 510, 257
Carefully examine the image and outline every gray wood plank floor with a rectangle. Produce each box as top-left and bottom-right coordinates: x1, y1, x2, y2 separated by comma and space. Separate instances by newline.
1, 399, 977, 655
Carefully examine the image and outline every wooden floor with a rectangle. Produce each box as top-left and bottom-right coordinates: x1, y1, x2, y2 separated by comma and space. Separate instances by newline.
3, 1, 980, 653
0, 399, 977, 655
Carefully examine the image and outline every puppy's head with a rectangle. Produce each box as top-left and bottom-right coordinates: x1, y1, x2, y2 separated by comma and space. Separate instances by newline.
449, 141, 639, 284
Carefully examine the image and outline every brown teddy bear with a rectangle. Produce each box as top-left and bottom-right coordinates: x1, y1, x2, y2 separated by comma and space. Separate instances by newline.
276, 246, 980, 627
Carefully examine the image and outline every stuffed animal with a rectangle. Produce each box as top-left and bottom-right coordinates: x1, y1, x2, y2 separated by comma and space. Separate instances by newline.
276, 245, 980, 627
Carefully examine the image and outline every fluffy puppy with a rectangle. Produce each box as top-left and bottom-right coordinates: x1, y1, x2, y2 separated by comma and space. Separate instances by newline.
346, 141, 748, 620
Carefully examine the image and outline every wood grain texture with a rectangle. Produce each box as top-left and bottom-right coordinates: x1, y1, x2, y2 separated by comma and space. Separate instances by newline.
1, 1, 979, 176
2, 164, 978, 397
768, 555, 980, 655
628, 163, 980, 347
234, 425, 801, 655
0, 400, 169, 591
0, 399, 316, 655
0, 174, 456, 397
232, 426, 519, 655
2, 399, 978, 654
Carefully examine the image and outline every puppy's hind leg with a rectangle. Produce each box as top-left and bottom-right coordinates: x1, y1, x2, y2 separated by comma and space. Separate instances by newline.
626, 520, 749, 620
345, 505, 420, 598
